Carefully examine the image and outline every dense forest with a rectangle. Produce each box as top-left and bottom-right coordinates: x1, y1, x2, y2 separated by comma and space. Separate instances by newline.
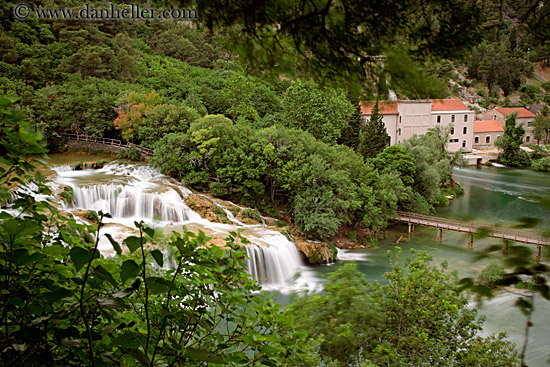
1, 0, 549, 365
0, 0, 481, 242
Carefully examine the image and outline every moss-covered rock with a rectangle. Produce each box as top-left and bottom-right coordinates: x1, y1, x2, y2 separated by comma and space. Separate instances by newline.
294, 240, 334, 264
184, 193, 229, 224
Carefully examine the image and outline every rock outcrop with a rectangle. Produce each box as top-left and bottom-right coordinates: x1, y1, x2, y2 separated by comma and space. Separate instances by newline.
294, 240, 334, 264
184, 193, 230, 224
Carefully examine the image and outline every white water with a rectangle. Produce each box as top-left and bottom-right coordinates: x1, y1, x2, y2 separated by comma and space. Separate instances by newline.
52, 161, 303, 286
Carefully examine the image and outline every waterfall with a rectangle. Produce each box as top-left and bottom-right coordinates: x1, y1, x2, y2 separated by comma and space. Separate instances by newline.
53, 164, 73, 172
69, 184, 200, 223
52, 161, 303, 286
244, 230, 303, 285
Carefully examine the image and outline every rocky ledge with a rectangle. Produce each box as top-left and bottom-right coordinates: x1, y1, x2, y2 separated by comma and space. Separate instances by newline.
294, 240, 334, 264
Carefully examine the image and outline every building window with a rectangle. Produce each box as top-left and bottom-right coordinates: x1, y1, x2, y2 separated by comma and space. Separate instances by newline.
464, 115, 468, 122
399, 116, 402, 124
449, 138, 459, 143
463, 127, 467, 134
398, 128, 401, 136
486, 136, 490, 144
493, 114, 496, 120
526, 136, 530, 143
451, 128, 455, 135
437, 115, 441, 123
527, 121, 531, 127
475, 136, 479, 144
451, 115, 455, 123
462, 140, 466, 148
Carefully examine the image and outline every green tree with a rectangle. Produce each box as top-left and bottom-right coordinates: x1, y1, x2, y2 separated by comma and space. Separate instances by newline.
520, 84, 541, 104
223, 71, 260, 124
287, 249, 519, 366
0, 96, 306, 367
358, 101, 388, 158
532, 106, 550, 144
197, 0, 482, 93
495, 112, 530, 166
134, 103, 199, 148
337, 95, 361, 150
532, 157, 550, 172
281, 80, 353, 144
30, 76, 138, 145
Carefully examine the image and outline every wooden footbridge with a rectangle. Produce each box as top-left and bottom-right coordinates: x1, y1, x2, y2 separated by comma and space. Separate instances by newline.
60, 133, 154, 158
396, 211, 549, 258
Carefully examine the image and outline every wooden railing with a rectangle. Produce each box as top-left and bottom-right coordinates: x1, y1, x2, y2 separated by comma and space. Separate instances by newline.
60, 133, 154, 157
396, 211, 550, 246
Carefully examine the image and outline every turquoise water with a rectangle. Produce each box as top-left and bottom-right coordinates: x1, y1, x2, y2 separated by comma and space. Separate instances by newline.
47, 155, 550, 365
285, 166, 550, 366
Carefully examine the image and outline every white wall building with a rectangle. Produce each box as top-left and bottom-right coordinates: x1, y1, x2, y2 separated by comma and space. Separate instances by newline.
477, 107, 536, 144
361, 99, 475, 152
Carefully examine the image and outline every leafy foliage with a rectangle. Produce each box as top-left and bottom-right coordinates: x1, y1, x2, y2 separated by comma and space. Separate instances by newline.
496, 112, 530, 167
286, 249, 520, 366
280, 80, 354, 144
198, 0, 483, 94
0, 97, 306, 366
532, 106, 550, 144
358, 101, 389, 159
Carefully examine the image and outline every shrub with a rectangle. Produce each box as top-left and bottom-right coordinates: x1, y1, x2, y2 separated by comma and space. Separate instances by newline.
117, 147, 143, 161
479, 263, 506, 287
532, 157, 550, 172
241, 208, 262, 222
209, 181, 231, 197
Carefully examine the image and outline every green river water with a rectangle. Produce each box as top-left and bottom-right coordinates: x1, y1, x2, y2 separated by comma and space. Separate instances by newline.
294, 165, 550, 366
46, 154, 550, 366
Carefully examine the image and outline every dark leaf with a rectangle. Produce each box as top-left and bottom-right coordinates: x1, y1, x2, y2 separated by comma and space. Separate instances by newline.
146, 277, 174, 294
94, 265, 117, 286
104, 233, 122, 255
95, 297, 128, 309
143, 226, 155, 238
70, 247, 90, 272
184, 347, 227, 364
44, 288, 73, 303
61, 339, 82, 347
515, 297, 532, 316
124, 236, 141, 253
124, 348, 150, 367
113, 279, 141, 298
112, 333, 145, 349
513, 217, 539, 229
150, 249, 164, 267
120, 259, 140, 284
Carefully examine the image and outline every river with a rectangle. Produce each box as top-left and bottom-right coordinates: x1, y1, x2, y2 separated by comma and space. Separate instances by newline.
294, 165, 550, 366
45, 154, 550, 366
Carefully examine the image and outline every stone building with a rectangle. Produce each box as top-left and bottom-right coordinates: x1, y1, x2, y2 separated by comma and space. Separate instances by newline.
473, 120, 504, 148
361, 99, 475, 152
477, 107, 536, 144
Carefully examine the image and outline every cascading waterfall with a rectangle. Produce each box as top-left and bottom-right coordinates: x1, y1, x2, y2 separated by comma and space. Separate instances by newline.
243, 231, 303, 285
52, 161, 303, 286
69, 184, 198, 223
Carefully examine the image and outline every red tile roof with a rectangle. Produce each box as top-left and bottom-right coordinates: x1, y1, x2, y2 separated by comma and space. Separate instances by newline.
495, 107, 535, 118
360, 101, 398, 115
474, 120, 505, 133
431, 99, 469, 111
